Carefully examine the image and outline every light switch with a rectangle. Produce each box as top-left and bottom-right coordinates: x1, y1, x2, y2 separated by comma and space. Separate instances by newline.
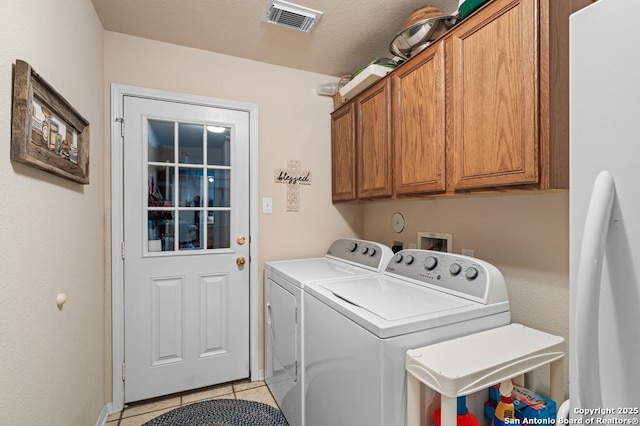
263, 197, 273, 214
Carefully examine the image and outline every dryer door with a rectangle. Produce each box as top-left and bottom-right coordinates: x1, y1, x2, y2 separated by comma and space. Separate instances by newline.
265, 278, 298, 384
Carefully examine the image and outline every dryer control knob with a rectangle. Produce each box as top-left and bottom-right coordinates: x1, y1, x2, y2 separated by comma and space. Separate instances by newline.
361, 246, 369, 255
393, 253, 403, 263
349, 242, 358, 252
424, 256, 438, 270
465, 267, 479, 280
404, 255, 415, 265
368, 248, 377, 257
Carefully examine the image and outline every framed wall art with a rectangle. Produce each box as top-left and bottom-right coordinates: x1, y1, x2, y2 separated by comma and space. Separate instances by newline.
11, 59, 90, 184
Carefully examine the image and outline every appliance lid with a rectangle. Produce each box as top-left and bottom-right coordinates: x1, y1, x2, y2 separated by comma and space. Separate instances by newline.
265, 257, 377, 287
306, 274, 510, 338
320, 277, 471, 321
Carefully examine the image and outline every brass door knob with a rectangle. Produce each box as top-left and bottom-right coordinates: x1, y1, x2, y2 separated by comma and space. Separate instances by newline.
237, 236, 246, 245
236, 256, 246, 266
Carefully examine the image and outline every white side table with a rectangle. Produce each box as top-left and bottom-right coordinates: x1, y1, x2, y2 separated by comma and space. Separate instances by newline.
406, 323, 565, 426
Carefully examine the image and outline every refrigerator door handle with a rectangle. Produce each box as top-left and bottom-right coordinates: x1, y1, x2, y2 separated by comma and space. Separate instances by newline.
575, 170, 615, 409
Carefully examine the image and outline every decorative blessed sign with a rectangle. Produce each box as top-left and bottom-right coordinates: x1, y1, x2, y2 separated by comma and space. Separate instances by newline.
275, 160, 311, 211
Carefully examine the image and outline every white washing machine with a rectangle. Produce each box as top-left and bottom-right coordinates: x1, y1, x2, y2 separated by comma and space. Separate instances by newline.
303, 249, 511, 426
264, 238, 393, 426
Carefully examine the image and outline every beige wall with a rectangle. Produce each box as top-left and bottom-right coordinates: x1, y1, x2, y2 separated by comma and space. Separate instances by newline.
362, 191, 570, 397
0, 1, 106, 425
0, 5, 569, 421
103, 31, 363, 383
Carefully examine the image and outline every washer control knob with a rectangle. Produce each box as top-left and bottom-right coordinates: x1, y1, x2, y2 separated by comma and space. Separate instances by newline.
449, 263, 462, 276
404, 255, 415, 265
465, 267, 479, 280
368, 247, 377, 257
393, 253, 403, 263
361, 246, 369, 255
349, 242, 358, 252
424, 256, 438, 271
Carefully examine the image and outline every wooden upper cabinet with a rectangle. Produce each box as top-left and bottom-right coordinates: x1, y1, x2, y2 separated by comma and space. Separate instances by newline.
356, 79, 392, 199
329, 0, 591, 202
449, 0, 538, 190
392, 41, 446, 195
331, 103, 357, 202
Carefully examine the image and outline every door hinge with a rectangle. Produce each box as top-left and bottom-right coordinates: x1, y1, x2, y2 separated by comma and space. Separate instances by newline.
115, 117, 124, 138
122, 362, 126, 381
121, 241, 125, 259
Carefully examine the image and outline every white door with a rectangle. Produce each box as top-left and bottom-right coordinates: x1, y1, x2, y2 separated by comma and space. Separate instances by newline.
122, 95, 250, 403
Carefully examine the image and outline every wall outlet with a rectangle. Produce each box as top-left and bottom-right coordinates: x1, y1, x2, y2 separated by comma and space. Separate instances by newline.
461, 248, 475, 257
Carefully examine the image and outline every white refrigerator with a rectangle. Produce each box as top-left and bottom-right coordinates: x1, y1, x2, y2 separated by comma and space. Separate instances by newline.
568, 0, 640, 417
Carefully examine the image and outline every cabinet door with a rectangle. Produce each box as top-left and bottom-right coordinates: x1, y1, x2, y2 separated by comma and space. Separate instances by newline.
450, 0, 538, 190
331, 104, 357, 202
356, 79, 392, 199
392, 41, 446, 195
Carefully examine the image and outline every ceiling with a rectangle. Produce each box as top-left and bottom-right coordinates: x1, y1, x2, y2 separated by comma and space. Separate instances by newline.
91, 0, 460, 77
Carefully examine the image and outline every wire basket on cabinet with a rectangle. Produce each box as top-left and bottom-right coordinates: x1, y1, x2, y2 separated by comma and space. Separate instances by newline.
333, 75, 351, 109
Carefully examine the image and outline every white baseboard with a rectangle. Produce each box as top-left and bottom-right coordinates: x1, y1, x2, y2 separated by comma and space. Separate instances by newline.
95, 402, 113, 426
254, 368, 265, 381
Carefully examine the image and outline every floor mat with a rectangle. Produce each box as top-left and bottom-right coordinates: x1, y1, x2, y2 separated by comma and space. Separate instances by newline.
143, 399, 289, 426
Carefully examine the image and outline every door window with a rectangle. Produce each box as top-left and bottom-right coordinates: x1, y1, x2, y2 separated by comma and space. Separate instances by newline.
146, 119, 231, 253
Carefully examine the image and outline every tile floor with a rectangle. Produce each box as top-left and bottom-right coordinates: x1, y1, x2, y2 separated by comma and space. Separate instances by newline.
106, 380, 278, 426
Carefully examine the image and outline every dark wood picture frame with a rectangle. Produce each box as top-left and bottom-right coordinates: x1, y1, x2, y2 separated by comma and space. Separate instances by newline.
11, 59, 90, 184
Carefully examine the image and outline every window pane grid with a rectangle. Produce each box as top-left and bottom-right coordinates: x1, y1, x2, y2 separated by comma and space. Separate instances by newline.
146, 119, 232, 254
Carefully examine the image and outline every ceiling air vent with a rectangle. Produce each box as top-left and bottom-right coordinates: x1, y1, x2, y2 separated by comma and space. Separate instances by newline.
262, 0, 323, 33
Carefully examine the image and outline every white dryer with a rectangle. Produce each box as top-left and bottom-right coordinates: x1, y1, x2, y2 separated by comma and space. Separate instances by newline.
303, 249, 511, 426
264, 238, 393, 426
